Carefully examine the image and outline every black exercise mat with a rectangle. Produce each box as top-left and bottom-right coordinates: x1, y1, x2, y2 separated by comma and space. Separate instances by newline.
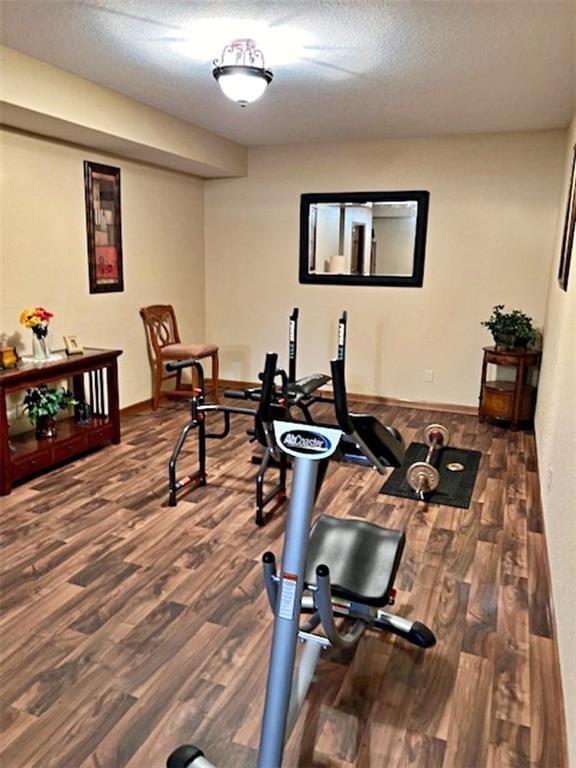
380, 442, 482, 509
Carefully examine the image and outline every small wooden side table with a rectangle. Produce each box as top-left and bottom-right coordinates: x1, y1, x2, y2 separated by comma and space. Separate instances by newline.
478, 346, 541, 431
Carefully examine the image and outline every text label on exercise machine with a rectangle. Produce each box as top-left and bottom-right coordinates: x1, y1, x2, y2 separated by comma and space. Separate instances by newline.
280, 430, 330, 454
274, 421, 342, 460
278, 573, 298, 620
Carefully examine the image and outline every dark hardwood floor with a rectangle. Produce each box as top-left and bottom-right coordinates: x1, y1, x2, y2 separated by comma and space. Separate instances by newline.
0, 398, 568, 767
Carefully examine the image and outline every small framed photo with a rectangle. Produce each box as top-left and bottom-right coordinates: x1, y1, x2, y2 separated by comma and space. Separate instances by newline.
63, 335, 84, 356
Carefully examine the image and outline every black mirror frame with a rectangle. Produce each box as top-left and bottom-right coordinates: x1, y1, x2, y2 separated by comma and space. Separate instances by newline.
299, 190, 430, 287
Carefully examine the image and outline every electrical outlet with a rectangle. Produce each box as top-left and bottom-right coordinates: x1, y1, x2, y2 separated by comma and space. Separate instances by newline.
425, 369, 434, 383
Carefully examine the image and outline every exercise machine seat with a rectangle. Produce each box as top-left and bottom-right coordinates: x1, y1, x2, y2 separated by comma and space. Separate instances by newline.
288, 373, 331, 399
349, 414, 405, 468
305, 514, 405, 607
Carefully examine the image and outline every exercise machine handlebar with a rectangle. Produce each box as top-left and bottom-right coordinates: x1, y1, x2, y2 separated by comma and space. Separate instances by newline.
330, 358, 354, 435
166, 358, 204, 376
258, 352, 279, 425
314, 564, 366, 650
165, 359, 206, 396
222, 388, 262, 401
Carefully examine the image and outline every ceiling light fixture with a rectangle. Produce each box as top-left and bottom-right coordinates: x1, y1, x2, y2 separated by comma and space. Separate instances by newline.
212, 39, 273, 107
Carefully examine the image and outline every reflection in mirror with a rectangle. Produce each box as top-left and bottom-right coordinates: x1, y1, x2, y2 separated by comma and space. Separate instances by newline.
300, 191, 429, 287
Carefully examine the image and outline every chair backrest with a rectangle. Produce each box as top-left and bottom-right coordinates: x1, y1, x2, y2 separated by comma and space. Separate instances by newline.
140, 305, 181, 359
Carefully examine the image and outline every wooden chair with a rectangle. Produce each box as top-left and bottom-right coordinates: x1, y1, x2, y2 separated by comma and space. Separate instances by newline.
140, 304, 219, 409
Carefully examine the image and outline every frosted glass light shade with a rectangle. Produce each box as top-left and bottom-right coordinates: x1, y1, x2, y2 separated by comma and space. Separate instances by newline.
213, 62, 273, 107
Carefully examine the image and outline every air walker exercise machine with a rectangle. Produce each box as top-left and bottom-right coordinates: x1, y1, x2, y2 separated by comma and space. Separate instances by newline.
166, 354, 436, 768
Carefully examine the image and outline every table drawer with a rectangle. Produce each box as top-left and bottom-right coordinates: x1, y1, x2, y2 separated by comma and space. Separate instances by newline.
485, 352, 519, 366
86, 424, 114, 447
12, 450, 52, 481
53, 435, 86, 463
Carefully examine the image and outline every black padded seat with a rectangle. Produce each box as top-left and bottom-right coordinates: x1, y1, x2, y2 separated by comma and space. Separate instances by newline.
349, 414, 405, 468
288, 373, 331, 399
305, 514, 405, 607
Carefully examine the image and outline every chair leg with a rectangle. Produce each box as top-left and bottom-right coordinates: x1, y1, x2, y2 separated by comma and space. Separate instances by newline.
153, 360, 163, 410
211, 351, 220, 403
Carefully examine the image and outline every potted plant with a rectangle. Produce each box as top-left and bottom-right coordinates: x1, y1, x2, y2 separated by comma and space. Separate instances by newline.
22, 385, 76, 438
481, 304, 535, 350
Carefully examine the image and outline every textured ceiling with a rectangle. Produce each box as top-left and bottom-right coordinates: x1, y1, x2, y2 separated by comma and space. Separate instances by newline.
1, 0, 575, 146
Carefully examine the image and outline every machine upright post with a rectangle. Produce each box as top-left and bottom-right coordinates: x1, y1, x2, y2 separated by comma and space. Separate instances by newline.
338, 311, 347, 364
257, 456, 319, 767
288, 308, 299, 384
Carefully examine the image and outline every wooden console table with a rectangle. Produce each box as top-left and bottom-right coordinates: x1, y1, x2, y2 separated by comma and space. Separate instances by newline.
0, 348, 122, 495
478, 346, 541, 431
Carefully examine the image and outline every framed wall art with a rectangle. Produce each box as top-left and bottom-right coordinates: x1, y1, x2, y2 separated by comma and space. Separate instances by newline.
558, 143, 576, 292
83, 161, 124, 293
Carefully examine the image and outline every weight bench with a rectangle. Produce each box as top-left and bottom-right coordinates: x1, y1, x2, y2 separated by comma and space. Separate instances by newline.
286, 372, 331, 402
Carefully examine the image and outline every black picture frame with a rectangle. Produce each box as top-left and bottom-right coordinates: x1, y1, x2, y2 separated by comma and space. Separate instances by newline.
299, 190, 430, 287
558, 143, 576, 292
83, 161, 124, 294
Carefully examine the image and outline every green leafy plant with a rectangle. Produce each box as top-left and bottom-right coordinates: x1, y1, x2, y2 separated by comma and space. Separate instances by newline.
22, 385, 76, 425
481, 304, 535, 347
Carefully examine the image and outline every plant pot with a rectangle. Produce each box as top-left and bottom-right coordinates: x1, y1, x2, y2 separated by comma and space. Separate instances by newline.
35, 415, 57, 439
494, 334, 515, 350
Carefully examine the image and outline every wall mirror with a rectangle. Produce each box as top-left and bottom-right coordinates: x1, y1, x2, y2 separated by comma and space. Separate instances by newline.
299, 191, 429, 287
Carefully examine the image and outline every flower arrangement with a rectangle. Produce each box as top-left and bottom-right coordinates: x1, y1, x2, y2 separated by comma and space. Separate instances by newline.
481, 304, 535, 349
19, 307, 54, 360
19, 306, 53, 338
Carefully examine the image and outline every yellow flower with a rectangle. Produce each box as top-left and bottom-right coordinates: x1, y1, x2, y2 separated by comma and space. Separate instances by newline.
19, 308, 33, 324
19, 308, 41, 328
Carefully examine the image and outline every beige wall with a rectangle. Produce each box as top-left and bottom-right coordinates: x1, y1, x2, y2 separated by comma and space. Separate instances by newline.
0, 127, 206, 414
1, 46, 247, 178
535, 114, 576, 766
204, 131, 565, 404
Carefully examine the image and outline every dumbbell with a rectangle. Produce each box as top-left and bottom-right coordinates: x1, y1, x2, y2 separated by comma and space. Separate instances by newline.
405, 423, 450, 499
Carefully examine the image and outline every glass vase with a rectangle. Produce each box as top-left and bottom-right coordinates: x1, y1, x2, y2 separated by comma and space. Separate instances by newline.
32, 332, 51, 362
35, 415, 57, 439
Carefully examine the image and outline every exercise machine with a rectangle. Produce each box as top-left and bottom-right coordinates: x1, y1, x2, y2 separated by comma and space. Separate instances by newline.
166, 359, 290, 512
284, 307, 347, 419
166, 354, 435, 768
228, 308, 348, 522
231, 307, 347, 419
405, 422, 450, 500
253, 308, 348, 520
